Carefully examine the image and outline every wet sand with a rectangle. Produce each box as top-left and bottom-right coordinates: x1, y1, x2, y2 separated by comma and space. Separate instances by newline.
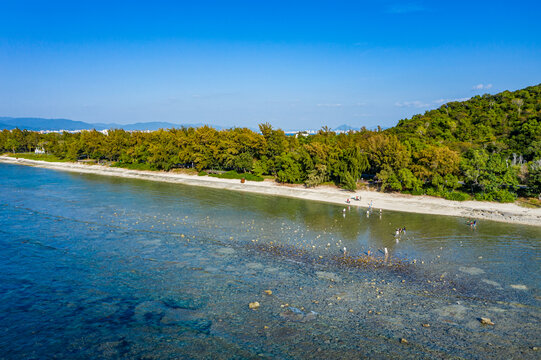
1, 155, 540, 226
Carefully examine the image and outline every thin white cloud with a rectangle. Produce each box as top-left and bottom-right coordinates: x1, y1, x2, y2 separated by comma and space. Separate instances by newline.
317, 103, 342, 107
473, 83, 492, 90
394, 100, 429, 108
433, 97, 470, 104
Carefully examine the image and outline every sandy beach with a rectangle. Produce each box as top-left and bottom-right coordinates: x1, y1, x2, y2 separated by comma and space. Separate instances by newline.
1, 155, 540, 226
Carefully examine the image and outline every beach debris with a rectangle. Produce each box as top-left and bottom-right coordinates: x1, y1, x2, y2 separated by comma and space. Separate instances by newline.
422, 323, 430, 327
263, 290, 273, 295
249, 301, 260, 310
400, 338, 408, 344
479, 317, 494, 326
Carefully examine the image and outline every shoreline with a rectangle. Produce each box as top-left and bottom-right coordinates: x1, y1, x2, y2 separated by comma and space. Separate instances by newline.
1, 155, 540, 227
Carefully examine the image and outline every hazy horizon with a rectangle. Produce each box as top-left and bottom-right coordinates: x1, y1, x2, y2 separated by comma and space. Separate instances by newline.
1, 1, 540, 129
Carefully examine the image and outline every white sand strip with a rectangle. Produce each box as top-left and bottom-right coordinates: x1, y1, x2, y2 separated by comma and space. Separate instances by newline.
1, 155, 540, 226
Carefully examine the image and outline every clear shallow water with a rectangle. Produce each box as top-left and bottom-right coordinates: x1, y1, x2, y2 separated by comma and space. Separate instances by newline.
0, 163, 539, 359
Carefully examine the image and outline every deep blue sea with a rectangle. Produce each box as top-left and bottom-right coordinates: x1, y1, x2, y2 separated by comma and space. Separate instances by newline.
0, 163, 539, 359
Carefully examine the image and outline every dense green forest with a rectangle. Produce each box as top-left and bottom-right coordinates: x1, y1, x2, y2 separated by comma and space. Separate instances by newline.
1, 84, 540, 202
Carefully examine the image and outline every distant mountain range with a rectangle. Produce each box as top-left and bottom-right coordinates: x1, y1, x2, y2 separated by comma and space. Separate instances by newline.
0, 117, 361, 133
0, 117, 99, 131
0, 117, 215, 131
333, 124, 360, 131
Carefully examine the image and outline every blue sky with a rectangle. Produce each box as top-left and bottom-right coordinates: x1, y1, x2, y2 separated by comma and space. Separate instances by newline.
0, 0, 540, 130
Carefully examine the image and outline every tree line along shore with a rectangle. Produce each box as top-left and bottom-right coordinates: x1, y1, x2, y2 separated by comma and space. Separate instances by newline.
1, 84, 540, 204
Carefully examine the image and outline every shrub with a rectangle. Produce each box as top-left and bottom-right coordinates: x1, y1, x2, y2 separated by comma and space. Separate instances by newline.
443, 191, 470, 201
474, 192, 494, 201
198, 171, 207, 176
208, 170, 263, 182
492, 189, 517, 203
474, 189, 516, 202
243, 173, 264, 182
340, 171, 357, 191
425, 188, 438, 197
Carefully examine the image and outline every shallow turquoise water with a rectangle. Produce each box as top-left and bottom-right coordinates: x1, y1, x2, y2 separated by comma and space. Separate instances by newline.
0, 163, 539, 359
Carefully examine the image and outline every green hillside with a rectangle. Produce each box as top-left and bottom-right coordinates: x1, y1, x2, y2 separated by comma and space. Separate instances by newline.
390, 84, 541, 160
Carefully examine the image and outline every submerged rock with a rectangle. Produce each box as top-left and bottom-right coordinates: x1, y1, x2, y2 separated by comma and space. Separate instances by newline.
279, 306, 317, 322
315, 271, 341, 282
479, 317, 494, 326
434, 304, 468, 320
134, 300, 165, 323
510, 284, 528, 290
216, 247, 235, 256
162, 296, 204, 310
159, 307, 212, 334
481, 279, 503, 289
246, 262, 264, 270
459, 266, 485, 275
249, 301, 260, 309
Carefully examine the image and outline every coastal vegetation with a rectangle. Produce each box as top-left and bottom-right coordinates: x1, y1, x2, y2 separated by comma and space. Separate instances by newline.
1, 84, 540, 202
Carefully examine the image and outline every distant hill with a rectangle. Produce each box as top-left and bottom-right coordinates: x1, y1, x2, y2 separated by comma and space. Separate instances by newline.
0, 117, 219, 131
334, 124, 359, 132
92, 121, 179, 131
0, 122, 16, 130
389, 84, 541, 160
119, 122, 215, 131
0, 117, 97, 131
